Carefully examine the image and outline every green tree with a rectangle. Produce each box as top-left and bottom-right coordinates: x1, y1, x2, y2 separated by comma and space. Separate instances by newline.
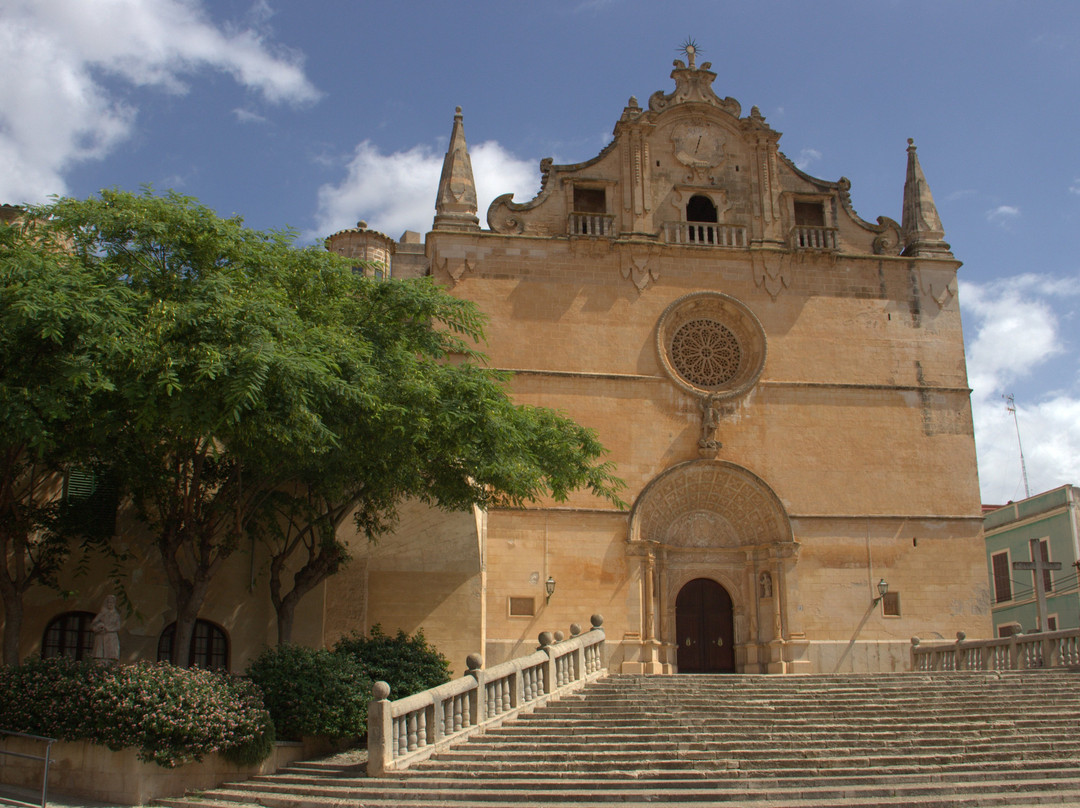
35, 189, 623, 658
252, 239, 626, 643
44, 189, 363, 667
0, 213, 132, 664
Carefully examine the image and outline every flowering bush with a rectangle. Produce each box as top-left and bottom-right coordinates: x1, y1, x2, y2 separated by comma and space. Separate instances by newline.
334, 625, 450, 701
245, 644, 371, 742
0, 657, 273, 767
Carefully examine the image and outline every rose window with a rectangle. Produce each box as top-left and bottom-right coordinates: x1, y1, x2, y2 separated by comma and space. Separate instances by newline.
670, 319, 741, 387
656, 292, 766, 400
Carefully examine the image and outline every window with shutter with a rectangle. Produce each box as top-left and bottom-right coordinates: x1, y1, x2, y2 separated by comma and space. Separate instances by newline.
992, 551, 1011, 603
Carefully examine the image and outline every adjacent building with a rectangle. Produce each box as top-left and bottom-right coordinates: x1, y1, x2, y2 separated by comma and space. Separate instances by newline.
985, 485, 1080, 636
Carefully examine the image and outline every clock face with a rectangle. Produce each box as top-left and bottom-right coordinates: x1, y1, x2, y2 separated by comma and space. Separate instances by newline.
673, 122, 726, 168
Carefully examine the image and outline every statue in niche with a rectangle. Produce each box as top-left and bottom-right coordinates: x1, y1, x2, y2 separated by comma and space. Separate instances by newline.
759, 572, 773, 599
698, 395, 722, 452
91, 595, 121, 664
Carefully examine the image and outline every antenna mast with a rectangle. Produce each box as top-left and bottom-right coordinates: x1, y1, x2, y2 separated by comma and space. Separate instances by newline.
1004, 394, 1031, 499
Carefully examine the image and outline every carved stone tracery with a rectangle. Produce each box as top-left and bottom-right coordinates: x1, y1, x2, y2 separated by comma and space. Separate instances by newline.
656, 292, 766, 401
671, 319, 741, 387
630, 460, 792, 550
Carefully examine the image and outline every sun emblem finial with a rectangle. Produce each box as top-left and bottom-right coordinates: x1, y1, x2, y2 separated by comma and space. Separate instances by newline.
680, 38, 701, 69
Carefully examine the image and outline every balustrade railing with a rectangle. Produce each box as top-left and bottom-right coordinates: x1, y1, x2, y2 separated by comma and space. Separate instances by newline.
367, 614, 606, 776
911, 627, 1080, 672
791, 225, 839, 250
568, 213, 615, 236
664, 222, 747, 247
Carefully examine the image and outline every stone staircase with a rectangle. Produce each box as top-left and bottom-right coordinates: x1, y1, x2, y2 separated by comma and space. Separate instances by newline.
159, 671, 1080, 807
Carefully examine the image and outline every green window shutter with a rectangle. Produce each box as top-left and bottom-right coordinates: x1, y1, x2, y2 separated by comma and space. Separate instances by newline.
65, 467, 97, 500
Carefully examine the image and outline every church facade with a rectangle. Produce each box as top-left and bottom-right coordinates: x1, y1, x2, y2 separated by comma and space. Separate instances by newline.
6, 50, 990, 676
327, 47, 990, 675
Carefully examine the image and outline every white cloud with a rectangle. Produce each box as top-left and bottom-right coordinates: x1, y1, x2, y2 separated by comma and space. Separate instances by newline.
960, 276, 1080, 503
1070, 179, 1080, 195
0, 0, 319, 203
945, 189, 978, 202
311, 139, 540, 241
794, 148, 822, 171
986, 205, 1021, 225
233, 108, 269, 125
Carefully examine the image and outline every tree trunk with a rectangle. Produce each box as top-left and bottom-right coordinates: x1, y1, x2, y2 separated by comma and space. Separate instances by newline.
170, 577, 210, 668
276, 597, 296, 645
1, 586, 23, 666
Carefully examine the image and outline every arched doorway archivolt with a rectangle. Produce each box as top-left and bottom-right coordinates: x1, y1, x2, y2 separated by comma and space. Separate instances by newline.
625, 460, 797, 674
629, 459, 792, 547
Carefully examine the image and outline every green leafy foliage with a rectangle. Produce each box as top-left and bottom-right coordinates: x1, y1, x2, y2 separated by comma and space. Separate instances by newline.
245, 644, 371, 741
0, 657, 273, 767
0, 213, 135, 663
7, 189, 625, 655
334, 626, 451, 700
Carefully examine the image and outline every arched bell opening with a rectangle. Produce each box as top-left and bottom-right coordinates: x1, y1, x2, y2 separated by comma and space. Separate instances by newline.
686, 195, 718, 223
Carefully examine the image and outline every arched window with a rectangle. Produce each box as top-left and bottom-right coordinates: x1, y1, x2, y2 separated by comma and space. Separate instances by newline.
41, 611, 95, 660
157, 620, 229, 671
686, 195, 718, 223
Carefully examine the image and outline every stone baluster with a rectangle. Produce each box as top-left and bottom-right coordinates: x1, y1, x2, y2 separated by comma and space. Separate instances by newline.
367, 681, 393, 777
465, 653, 484, 725
570, 623, 584, 683
539, 631, 556, 695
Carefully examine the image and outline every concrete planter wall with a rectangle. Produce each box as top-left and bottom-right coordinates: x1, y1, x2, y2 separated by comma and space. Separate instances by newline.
0, 736, 324, 805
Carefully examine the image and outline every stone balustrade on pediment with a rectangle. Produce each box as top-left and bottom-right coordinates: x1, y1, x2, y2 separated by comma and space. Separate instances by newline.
567, 212, 615, 237
663, 221, 748, 248
790, 225, 839, 251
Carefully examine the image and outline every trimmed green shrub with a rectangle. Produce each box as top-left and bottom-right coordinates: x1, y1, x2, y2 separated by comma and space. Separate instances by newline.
0, 657, 273, 767
333, 625, 450, 701
245, 644, 371, 742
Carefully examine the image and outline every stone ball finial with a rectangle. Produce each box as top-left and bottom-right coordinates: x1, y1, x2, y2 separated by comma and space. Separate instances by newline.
910, 637, 921, 646
553, 630, 565, 643
628, 96, 638, 108
455, 106, 463, 115
570, 623, 582, 637
372, 681, 391, 700
590, 614, 604, 629
538, 631, 553, 647
956, 631, 966, 642
466, 653, 483, 672
357, 220, 368, 229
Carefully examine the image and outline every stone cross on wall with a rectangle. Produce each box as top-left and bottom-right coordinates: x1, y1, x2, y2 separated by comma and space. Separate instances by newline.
1013, 537, 1062, 632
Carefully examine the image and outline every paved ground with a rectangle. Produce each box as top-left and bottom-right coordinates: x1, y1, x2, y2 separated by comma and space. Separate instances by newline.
0, 783, 117, 808
0, 747, 368, 808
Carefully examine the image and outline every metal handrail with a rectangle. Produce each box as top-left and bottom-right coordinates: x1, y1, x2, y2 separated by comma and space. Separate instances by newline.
0, 729, 55, 808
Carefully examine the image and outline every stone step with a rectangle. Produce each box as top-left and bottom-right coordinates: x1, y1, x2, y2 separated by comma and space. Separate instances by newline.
446, 736, 1080, 754
155, 794, 1080, 808
493, 720, 1080, 736
393, 758, 1080, 782
419, 747, 1080, 771
157, 775, 1080, 806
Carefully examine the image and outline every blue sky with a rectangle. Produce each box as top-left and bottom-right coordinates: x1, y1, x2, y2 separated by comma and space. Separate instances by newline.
3, 0, 1079, 504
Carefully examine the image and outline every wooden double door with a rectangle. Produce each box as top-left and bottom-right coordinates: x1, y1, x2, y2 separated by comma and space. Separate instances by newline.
675, 578, 735, 673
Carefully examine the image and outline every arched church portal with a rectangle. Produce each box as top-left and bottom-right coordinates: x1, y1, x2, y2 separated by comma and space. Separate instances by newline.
625, 460, 801, 674
676, 578, 735, 673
